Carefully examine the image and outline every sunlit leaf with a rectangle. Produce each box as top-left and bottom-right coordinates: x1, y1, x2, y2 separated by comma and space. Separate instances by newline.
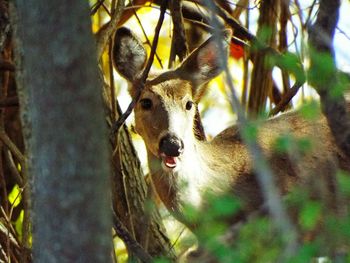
15, 210, 24, 241
8, 185, 22, 208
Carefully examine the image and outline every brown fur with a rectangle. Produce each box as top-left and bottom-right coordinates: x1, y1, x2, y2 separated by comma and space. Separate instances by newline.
113, 27, 350, 231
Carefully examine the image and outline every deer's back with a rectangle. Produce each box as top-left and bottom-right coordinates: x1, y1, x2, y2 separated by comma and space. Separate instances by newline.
211, 109, 349, 220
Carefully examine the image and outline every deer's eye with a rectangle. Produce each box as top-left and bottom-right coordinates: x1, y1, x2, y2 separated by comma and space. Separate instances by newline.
140, 98, 153, 110
185, 100, 194, 111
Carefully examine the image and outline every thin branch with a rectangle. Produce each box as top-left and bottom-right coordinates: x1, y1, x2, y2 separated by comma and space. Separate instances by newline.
241, 0, 249, 106
303, 0, 317, 29
117, 0, 149, 26
4, 149, 23, 186
113, 213, 153, 263
0, 131, 24, 165
337, 26, 350, 41
132, 7, 164, 68
231, 0, 249, 19
95, 0, 126, 59
112, 0, 169, 133
169, 0, 188, 68
90, 0, 106, 15
202, 0, 298, 258
210, 0, 255, 41
269, 82, 303, 116
108, 40, 116, 122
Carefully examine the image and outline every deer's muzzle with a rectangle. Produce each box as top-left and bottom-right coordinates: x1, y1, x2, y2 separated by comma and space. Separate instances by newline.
159, 133, 184, 157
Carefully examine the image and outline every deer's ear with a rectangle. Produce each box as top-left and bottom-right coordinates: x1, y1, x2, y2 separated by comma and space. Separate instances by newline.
113, 27, 147, 82
176, 29, 232, 87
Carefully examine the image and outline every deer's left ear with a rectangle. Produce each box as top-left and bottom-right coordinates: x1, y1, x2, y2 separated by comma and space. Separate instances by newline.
175, 29, 232, 87
113, 27, 147, 82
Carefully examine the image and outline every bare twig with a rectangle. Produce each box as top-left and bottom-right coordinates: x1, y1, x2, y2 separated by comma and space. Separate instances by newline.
0, 131, 24, 165
4, 149, 23, 186
95, 0, 126, 59
241, 0, 249, 105
108, 40, 116, 122
0, 131, 25, 166
203, 0, 298, 258
132, 7, 164, 68
90, 0, 106, 15
111, 0, 169, 133
269, 82, 303, 116
169, 0, 188, 68
210, 0, 255, 41
231, 0, 249, 19
303, 0, 317, 29
113, 212, 153, 263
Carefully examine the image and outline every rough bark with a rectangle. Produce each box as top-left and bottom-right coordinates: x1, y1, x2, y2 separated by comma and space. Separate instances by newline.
11, 1, 112, 262
248, 0, 279, 116
102, 81, 176, 260
308, 0, 350, 159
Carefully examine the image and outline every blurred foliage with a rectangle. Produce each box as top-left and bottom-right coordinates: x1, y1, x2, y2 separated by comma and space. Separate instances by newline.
96, 0, 350, 262
1, 0, 350, 262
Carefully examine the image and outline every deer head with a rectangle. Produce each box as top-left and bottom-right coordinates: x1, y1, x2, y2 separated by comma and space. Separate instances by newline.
113, 27, 231, 172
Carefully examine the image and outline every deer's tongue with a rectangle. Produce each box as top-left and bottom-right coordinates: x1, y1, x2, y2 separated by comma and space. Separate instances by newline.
160, 153, 177, 169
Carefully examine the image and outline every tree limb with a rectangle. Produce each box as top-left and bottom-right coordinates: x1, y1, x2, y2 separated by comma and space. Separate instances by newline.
308, 0, 350, 159
113, 213, 153, 263
95, 0, 125, 59
112, 0, 169, 133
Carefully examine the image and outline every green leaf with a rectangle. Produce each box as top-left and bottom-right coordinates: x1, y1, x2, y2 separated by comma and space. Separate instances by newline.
209, 194, 241, 218
153, 258, 170, 263
288, 243, 319, 263
299, 101, 320, 120
273, 134, 293, 153
300, 201, 322, 230
269, 52, 306, 83
336, 171, 350, 196
308, 51, 336, 88
297, 137, 313, 154
242, 123, 258, 142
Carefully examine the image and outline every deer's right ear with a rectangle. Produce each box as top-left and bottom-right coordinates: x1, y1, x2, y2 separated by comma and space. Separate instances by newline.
113, 27, 147, 82
175, 29, 232, 87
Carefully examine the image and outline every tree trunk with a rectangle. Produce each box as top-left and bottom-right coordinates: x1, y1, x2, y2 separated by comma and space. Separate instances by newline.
10, 1, 112, 262
308, 0, 350, 159
102, 78, 176, 260
248, 0, 279, 116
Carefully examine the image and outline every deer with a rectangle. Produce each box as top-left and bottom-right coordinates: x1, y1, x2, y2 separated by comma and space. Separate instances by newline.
112, 27, 350, 238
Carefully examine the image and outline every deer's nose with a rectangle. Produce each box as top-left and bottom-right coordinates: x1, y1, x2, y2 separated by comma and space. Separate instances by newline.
159, 133, 184, 157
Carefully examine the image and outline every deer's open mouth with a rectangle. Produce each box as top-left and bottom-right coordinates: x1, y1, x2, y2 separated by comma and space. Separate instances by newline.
160, 153, 177, 169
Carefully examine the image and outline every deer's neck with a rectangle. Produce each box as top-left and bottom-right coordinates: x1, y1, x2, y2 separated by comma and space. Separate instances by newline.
149, 137, 233, 217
